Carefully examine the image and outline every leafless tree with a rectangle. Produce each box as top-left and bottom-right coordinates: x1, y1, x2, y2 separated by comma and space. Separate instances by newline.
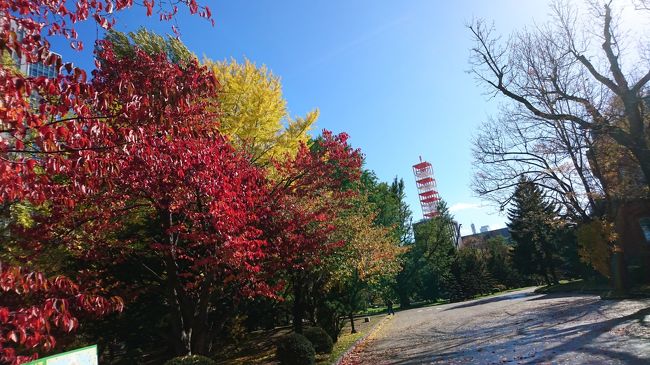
469, 0, 650, 194
633, 0, 650, 10
472, 103, 602, 222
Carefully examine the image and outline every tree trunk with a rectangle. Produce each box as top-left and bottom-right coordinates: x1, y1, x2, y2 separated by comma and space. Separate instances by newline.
161, 209, 193, 356
550, 266, 558, 285
292, 280, 305, 334
630, 144, 650, 189
167, 289, 189, 356
397, 289, 410, 309
348, 312, 357, 334
166, 258, 192, 356
308, 301, 316, 325
543, 269, 552, 286
544, 249, 559, 285
611, 250, 629, 295
190, 278, 214, 355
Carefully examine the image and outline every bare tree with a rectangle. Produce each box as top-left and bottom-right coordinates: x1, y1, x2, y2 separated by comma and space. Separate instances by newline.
469, 1, 650, 188
633, 0, 650, 10
472, 103, 602, 222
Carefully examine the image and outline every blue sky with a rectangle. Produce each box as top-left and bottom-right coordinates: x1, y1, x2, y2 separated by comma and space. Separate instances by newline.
50, 0, 556, 235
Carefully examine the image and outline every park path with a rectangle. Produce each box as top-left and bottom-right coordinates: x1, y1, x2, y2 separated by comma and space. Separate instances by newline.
343, 288, 650, 364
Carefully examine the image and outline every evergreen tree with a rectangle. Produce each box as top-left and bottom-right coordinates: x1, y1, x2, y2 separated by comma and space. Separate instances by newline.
485, 236, 522, 288
507, 177, 560, 285
396, 202, 456, 304
448, 247, 494, 301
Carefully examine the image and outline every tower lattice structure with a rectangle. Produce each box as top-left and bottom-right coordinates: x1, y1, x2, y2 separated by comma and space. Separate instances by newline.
413, 157, 440, 219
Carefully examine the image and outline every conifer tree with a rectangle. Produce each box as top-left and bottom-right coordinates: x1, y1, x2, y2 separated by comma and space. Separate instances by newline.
507, 177, 560, 285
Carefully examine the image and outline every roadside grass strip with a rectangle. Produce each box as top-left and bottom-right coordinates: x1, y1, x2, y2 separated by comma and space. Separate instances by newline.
335, 315, 393, 365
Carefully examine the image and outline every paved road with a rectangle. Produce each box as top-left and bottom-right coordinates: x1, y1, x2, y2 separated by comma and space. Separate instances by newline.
349, 288, 650, 364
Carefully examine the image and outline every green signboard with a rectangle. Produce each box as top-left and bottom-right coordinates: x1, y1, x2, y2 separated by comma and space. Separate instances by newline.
25, 345, 97, 365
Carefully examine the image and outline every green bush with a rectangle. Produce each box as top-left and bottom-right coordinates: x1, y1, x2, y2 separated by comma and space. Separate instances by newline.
163, 354, 216, 365
315, 300, 345, 341
276, 333, 316, 365
303, 327, 333, 354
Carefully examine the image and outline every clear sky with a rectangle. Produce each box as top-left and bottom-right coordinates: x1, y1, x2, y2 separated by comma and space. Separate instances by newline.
50, 0, 558, 235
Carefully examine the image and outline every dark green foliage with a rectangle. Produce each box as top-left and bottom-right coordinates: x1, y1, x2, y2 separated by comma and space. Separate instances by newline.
447, 247, 494, 301
303, 327, 334, 354
393, 202, 458, 305
555, 225, 592, 279
409, 203, 457, 301
365, 175, 413, 244
393, 200, 530, 304
163, 355, 216, 365
104, 28, 195, 65
508, 177, 561, 285
315, 298, 345, 341
242, 297, 289, 331
276, 333, 316, 365
485, 236, 522, 288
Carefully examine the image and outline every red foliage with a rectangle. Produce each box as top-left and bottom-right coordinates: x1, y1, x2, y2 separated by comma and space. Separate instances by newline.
5, 39, 267, 356
0, 0, 213, 363
268, 131, 364, 271
58, 133, 273, 295
0, 0, 213, 62
0, 264, 123, 365
0, 0, 214, 203
1, 0, 365, 360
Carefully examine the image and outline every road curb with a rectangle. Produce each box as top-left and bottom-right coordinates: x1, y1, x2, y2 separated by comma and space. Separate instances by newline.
334, 315, 392, 365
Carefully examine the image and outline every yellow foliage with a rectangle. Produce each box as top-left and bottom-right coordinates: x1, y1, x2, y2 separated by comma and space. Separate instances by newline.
104, 29, 315, 168
576, 219, 616, 278
329, 196, 405, 288
9, 201, 50, 229
206, 58, 316, 166
1, 50, 19, 73
589, 97, 650, 201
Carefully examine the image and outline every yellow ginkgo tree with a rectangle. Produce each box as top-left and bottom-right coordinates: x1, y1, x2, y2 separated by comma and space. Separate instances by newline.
107, 28, 317, 167
206, 58, 317, 166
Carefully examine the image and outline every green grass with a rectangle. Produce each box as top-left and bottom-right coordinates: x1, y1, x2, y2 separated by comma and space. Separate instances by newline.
318, 331, 365, 364
535, 278, 650, 298
361, 286, 537, 318
471, 285, 538, 300
362, 305, 395, 315
364, 286, 536, 315
360, 299, 447, 316
534, 279, 610, 295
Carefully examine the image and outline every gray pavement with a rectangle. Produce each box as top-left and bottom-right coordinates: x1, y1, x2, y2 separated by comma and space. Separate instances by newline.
353, 288, 650, 364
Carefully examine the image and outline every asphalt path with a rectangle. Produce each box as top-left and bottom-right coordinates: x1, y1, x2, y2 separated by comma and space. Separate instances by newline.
351, 288, 650, 364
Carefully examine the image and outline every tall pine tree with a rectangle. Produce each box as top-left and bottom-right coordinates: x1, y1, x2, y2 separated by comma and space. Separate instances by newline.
507, 177, 560, 285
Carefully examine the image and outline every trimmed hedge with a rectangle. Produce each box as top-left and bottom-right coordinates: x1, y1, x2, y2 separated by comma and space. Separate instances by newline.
276, 333, 316, 365
303, 327, 334, 354
163, 354, 216, 365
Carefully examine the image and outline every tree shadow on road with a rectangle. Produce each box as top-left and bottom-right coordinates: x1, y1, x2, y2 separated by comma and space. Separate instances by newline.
441, 292, 534, 311
362, 295, 650, 365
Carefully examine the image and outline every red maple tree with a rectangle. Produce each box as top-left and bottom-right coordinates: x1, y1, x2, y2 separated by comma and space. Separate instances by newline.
266, 131, 363, 333
1, 1, 367, 361
0, 265, 124, 364
1, 0, 214, 363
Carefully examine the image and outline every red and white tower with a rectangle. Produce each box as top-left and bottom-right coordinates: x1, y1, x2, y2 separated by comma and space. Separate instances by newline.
413, 157, 440, 219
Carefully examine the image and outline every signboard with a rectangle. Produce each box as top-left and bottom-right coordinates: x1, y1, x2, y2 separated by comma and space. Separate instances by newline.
25, 345, 97, 365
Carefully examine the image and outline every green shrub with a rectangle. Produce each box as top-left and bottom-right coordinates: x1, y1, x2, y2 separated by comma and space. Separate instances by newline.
303, 327, 333, 354
316, 300, 345, 341
163, 354, 216, 365
276, 333, 316, 365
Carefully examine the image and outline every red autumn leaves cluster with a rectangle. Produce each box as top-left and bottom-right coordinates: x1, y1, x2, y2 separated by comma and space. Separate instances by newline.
1, 1, 363, 363
0, 265, 124, 364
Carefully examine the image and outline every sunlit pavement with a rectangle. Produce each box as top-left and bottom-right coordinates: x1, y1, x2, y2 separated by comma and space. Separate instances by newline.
349, 288, 650, 364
